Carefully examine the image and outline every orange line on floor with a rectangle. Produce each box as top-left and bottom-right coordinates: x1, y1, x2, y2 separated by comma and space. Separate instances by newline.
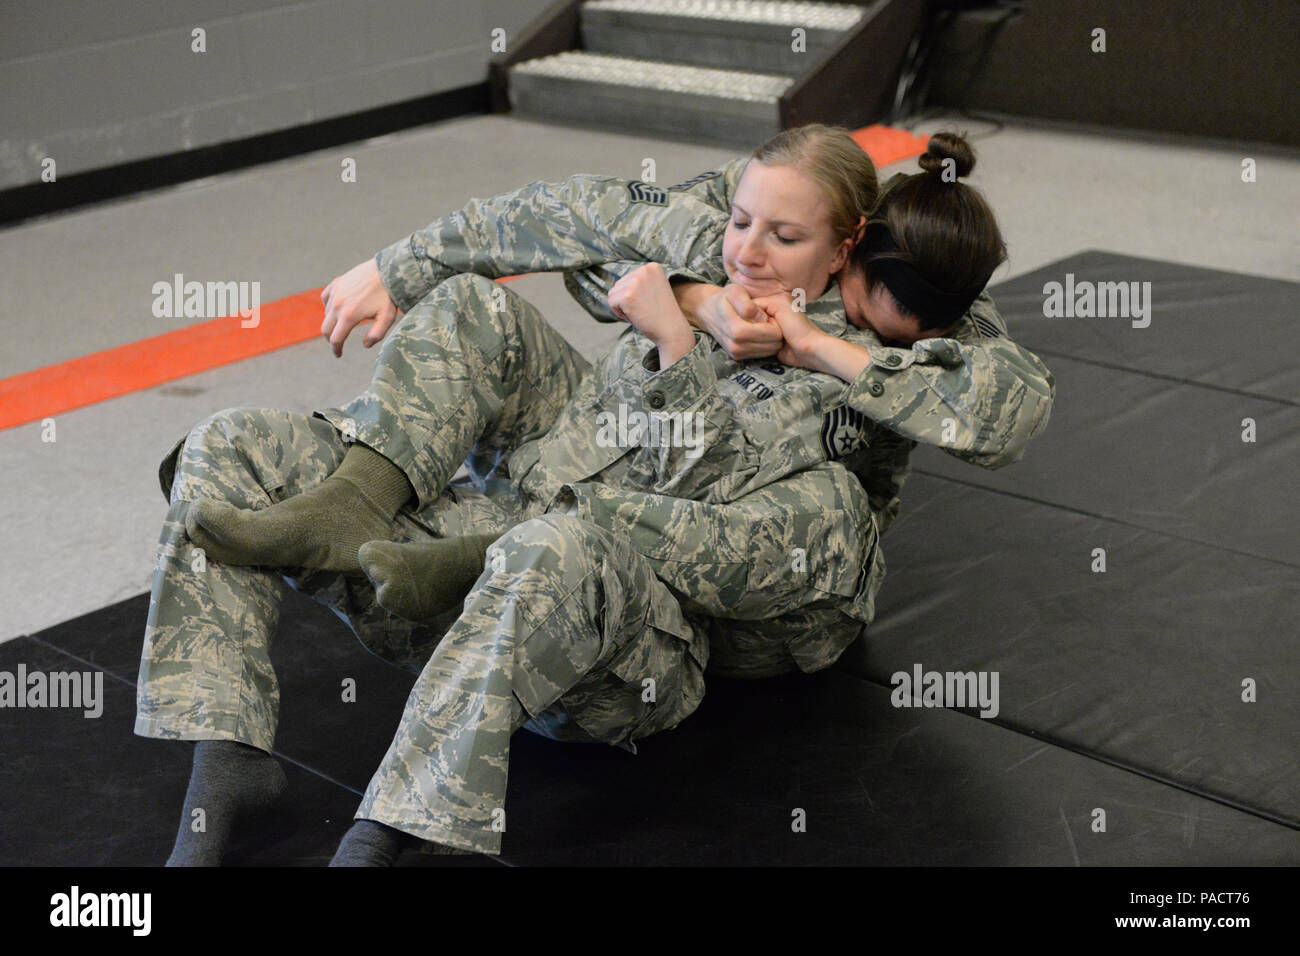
0, 275, 528, 431
0, 127, 930, 435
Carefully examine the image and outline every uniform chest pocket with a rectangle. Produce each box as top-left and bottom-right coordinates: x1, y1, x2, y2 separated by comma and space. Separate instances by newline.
732, 381, 854, 491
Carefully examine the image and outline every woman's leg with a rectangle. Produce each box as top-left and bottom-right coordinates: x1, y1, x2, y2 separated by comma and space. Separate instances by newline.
652, 461, 883, 676
545, 461, 881, 675
186, 274, 590, 572
332, 514, 707, 863
138, 407, 354, 750
140, 405, 445, 864
358, 458, 879, 670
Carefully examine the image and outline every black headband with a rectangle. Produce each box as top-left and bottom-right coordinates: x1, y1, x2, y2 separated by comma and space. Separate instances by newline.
859, 220, 983, 327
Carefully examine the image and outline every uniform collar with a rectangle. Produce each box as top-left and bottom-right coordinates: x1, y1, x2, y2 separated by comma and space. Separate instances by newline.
806, 279, 849, 336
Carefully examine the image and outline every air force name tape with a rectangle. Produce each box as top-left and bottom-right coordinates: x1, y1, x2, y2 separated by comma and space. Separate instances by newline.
821, 405, 868, 460
626, 181, 669, 206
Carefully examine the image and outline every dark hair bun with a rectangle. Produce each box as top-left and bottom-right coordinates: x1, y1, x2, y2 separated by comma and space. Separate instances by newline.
918, 130, 975, 179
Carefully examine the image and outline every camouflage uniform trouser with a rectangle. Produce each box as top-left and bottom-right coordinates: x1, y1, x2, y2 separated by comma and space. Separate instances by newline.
136, 273, 867, 853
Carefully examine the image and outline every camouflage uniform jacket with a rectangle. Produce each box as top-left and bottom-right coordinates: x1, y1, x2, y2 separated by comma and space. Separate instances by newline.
374, 157, 1054, 535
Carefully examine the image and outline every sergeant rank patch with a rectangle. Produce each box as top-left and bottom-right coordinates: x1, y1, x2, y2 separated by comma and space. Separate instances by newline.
820, 405, 868, 460
667, 171, 719, 191
626, 181, 669, 206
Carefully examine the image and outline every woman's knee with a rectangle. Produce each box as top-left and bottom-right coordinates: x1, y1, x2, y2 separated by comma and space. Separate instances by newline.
436, 273, 499, 298
178, 407, 281, 473
171, 406, 327, 505
390, 273, 521, 364
497, 514, 601, 573
412, 273, 503, 320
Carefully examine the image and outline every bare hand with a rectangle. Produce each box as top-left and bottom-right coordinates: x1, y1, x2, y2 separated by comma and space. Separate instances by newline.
319, 258, 400, 358
695, 284, 783, 361
608, 263, 693, 348
753, 291, 827, 368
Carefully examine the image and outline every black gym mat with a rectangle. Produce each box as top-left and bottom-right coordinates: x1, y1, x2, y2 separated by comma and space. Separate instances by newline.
838, 252, 1300, 829
924, 252, 1299, 565
4, 591, 1298, 865
3, 251, 1296, 865
992, 251, 1299, 403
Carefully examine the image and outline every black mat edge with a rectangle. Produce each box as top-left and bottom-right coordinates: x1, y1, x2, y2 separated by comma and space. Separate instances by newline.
22, 587, 1299, 840
988, 251, 1300, 407
994, 248, 1300, 291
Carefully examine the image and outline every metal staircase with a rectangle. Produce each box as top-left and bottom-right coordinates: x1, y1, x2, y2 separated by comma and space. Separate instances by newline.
491, 0, 926, 145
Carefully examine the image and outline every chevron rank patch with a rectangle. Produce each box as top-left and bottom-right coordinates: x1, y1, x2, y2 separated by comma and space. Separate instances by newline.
820, 405, 868, 460
667, 170, 719, 191
626, 181, 668, 206
972, 312, 1004, 338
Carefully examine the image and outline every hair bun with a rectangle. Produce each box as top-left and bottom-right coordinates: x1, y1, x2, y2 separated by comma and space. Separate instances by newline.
917, 130, 975, 179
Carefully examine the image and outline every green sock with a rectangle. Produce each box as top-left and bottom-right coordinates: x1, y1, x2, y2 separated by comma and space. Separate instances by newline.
359, 533, 502, 621
185, 443, 414, 573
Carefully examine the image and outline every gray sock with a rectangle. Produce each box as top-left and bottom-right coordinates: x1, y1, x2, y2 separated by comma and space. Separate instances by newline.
166, 739, 287, 867
329, 819, 416, 867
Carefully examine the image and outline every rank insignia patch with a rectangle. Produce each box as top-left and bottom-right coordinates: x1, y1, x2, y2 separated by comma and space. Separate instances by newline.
626, 181, 669, 206
820, 405, 868, 460
667, 171, 719, 191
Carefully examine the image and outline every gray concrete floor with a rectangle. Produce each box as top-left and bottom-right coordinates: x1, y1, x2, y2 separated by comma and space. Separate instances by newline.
1, 112, 1297, 642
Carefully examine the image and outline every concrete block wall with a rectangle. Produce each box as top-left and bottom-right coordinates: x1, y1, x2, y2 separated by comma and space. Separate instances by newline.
0, 0, 555, 190
927, 0, 1300, 148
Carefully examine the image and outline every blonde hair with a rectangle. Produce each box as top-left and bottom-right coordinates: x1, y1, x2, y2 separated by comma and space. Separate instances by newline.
750, 124, 878, 244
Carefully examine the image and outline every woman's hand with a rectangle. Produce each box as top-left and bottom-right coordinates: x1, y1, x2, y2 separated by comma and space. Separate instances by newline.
678, 283, 783, 361
319, 258, 401, 358
752, 291, 830, 369
608, 264, 696, 364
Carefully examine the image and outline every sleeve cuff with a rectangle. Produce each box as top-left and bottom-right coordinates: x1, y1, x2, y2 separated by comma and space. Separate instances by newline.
911, 338, 965, 367
664, 265, 713, 286
636, 331, 716, 415
375, 235, 445, 313
848, 344, 917, 402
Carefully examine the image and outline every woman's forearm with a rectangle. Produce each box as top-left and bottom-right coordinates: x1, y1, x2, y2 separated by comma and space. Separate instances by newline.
672, 281, 724, 330
658, 326, 698, 368
802, 333, 873, 382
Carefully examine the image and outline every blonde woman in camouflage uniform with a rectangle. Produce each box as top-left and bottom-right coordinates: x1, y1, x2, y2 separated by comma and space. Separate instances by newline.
137, 126, 1053, 864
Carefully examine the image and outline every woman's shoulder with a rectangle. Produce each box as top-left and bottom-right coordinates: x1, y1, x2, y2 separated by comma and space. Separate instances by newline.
662, 157, 750, 211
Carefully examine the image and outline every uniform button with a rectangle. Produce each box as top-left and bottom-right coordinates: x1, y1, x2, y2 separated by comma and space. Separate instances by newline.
884, 353, 902, 367
648, 391, 666, 409
869, 381, 885, 397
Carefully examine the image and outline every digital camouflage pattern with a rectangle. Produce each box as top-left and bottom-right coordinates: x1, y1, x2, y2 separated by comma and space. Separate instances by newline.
138, 155, 1053, 854
139, 274, 882, 851
376, 157, 1055, 481
355, 512, 709, 854
316, 272, 888, 666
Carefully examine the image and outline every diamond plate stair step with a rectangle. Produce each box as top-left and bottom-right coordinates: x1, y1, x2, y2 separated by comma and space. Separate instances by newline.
581, 0, 867, 76
509, 51, 791, 145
